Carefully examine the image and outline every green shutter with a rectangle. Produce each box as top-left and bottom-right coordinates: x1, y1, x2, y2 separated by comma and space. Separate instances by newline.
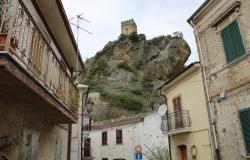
221, 26, 235, 62
221, 21, 245, 63
230, 21, 245, 57
239, 108, 250, 155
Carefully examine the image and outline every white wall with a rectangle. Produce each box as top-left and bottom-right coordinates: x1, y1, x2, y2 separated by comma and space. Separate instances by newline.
89, 112, 168, 160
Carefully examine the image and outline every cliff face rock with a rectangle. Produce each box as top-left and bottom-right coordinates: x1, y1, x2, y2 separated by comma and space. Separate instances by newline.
82, 33, 190, 121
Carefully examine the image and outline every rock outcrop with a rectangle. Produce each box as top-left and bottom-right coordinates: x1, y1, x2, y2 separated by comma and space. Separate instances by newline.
81, 32, 190, 121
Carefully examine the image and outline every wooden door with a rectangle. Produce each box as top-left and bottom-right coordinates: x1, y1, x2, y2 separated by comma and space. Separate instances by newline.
173, 96, 183, 128
21, 130, 39, 160
84, 138, 91, 157
179, 145, 188, 160
55, 138, 62, 160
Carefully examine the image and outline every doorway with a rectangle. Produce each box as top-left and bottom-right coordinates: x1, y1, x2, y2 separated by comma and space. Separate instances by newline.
178, 145, 188, 160
83, 138, 91, 157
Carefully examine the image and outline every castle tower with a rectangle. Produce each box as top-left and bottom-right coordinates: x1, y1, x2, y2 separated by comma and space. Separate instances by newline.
121, 19, 137, 36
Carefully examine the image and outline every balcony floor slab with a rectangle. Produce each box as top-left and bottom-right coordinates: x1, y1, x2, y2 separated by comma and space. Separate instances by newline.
0, 53, 77, 123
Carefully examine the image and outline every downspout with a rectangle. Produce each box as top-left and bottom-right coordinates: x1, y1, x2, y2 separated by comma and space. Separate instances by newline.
67, 124, 72, 160
160, 88, 172, 160
190, 21, 220, 160
81, 88, 89, 159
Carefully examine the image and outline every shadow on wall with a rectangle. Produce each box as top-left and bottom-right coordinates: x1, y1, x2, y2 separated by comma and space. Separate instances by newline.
0, 156, 8, 160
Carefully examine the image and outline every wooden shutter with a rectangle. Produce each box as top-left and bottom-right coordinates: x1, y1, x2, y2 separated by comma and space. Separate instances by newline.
221, 25, 235, 62
239, 108, 250, 155
230, 21, 245, 57
173, 96, 182, 112
55, 138, 62, 160
102, 131, 107, 145
221, 21, 245, 63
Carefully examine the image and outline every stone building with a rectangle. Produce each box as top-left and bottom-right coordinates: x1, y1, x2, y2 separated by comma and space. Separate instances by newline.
121, 19, 137, 36
158, 62, 213, 160
188, 0, 250, 159
0, 0, 84, 159
83, 112, 168, 160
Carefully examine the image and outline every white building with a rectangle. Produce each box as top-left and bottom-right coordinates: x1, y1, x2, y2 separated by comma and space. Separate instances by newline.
83, 112, 168, 160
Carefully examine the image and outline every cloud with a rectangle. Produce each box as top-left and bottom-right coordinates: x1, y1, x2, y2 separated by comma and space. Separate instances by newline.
61, 0, 205, 64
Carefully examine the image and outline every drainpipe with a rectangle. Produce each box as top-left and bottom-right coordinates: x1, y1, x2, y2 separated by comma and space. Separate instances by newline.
160, 88, 172, 160
81, 88, 89, 159
190, 21, 220, 160
67, 124, 72, 160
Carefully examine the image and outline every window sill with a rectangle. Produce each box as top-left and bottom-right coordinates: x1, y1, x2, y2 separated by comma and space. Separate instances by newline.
225, 52, 250, 69
102, 144, 108, 146
209, 52, 250, 78
116, 143, 123, 145
241, 154, 250, 159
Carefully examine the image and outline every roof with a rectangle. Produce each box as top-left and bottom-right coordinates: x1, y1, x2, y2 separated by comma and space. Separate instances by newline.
187, 0, 210, 23
91, 116, 144, 130
157, 62, 200, 90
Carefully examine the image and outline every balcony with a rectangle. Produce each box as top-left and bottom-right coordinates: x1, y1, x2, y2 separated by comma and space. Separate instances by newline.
0, 0, 79, 122
161, 110, 191, 136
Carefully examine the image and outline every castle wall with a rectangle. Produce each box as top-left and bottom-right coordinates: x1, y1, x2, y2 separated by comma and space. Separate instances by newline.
121, 19, 137, 36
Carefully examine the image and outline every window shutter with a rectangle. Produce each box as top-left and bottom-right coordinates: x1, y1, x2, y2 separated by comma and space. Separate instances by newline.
221, 25, 236, 62
221, 21, 245, 63
230, 21, 245, 57
239, 108, 250, 155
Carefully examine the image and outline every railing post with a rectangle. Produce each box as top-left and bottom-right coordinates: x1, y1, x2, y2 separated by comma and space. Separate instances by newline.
5, 0, 18, 52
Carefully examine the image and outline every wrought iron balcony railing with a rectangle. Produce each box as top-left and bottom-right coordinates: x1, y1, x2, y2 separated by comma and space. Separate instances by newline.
161, 110, 191, 135
0, 0, 79, 112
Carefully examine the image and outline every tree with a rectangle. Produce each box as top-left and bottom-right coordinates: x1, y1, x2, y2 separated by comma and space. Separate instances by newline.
143, 145, 169, 160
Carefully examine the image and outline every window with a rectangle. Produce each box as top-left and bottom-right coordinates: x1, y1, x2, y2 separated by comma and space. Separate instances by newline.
102, 131, 107, 145
173, 96, 182, 112
102, 158, 108, 160
221, 21, 245, 63
239, 108, 250, 156
83, 138, 91, 157
116, 129, 123, 144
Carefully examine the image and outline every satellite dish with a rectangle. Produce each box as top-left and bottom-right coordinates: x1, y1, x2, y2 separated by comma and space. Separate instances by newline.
158, 104, 167, 117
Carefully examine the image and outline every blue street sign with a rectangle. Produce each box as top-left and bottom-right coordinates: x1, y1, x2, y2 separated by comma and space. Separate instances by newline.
135, 152, 142, 160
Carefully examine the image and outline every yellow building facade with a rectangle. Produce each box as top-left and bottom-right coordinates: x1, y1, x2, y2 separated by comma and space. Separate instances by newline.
159, 62, 213, 160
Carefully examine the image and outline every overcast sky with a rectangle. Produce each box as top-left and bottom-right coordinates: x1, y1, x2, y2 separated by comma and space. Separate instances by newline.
61, 0, 205, 64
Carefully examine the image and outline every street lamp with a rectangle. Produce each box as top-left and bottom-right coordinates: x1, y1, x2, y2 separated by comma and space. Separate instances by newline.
81, 88, 94, 159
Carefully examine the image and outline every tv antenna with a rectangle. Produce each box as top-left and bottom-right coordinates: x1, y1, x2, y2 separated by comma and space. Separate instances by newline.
69, 13, 93, 80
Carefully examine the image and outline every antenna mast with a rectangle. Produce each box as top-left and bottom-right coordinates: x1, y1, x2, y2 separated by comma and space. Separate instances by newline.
69, 13, 93, 80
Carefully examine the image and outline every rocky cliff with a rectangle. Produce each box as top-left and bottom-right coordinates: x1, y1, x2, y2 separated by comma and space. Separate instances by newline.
81, 32, 191, 121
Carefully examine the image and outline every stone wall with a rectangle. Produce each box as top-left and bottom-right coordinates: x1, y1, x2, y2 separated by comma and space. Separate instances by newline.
192, 0, 250, 159
121, 19, 137, 36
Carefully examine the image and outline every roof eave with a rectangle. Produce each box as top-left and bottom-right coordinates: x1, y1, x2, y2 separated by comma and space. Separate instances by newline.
55, 0, 85, 71
187, 0, 211, 24
157, 62, 200, 90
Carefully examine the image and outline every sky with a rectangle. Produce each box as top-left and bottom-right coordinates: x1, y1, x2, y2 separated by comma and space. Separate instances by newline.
61, 0, 205, 64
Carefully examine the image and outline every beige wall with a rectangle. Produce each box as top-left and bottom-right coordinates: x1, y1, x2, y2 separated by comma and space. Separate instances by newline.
164, 68, 212, 160
191, 0, 250, 159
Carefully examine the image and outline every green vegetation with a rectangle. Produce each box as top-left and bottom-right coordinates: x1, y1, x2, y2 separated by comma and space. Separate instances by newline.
70, 93, 80, 110
141, 75, 154, 88
117, 61, 132, 72
114, 91, 143, 112
129, 76, 139, 83
89, 59, 107, 77
129, 32, 139, 42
